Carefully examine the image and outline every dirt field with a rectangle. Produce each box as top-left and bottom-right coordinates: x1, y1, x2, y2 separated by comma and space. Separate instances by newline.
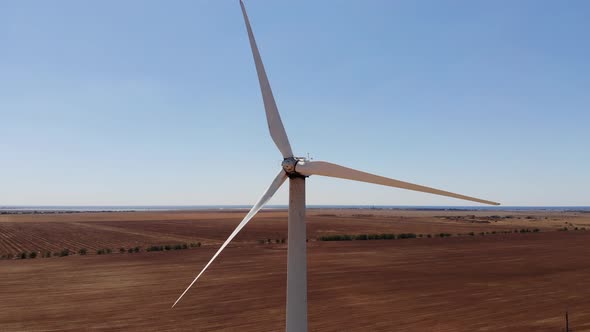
1, 209, 590, 331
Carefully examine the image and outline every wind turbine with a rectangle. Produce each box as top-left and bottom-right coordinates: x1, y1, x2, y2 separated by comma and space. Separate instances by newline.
173, 1, 499, 331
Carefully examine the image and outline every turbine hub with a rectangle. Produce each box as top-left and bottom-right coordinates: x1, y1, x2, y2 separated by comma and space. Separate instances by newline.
282, 157, 298, 173
282, 157, 308, 178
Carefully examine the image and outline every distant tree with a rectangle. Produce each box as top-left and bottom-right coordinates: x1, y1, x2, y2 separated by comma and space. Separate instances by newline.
59, 249, 70, 257
20, 252, 27, 259
29, 251, 37, 259
119, 248, 126, 253
79, 248, 88, 255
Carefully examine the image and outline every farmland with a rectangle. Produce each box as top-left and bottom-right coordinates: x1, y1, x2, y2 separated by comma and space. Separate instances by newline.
1, 209, 587, 257
1, 209, 590, 331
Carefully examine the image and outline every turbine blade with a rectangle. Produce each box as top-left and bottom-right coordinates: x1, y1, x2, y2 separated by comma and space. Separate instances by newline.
296, 161, 499, 206
240, 0, 294, 158
172, 169, 288, 308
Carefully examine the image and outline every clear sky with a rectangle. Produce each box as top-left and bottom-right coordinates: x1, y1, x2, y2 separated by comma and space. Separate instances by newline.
1, 1, 589, 206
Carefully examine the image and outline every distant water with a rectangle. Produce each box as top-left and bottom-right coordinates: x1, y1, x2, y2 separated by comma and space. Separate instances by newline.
1, 205, 589, 212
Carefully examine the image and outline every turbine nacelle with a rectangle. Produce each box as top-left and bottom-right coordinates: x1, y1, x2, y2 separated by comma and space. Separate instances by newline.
281, 156, 309, 178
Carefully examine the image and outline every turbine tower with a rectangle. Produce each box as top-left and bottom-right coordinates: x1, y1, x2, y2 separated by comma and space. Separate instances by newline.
173, 2, 499, 331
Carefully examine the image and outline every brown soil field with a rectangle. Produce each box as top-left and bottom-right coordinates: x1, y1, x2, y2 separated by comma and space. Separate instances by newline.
1, 209, 590, 331
1, 209, 588, 256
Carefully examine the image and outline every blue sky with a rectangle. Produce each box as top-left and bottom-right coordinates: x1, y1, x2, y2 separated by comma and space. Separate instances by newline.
1, 1, 589, 206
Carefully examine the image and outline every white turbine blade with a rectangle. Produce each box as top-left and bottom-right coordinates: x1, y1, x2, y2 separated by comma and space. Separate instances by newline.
297, 161, 499, 206
172, 169, 288, 308
240, 0, 294, 158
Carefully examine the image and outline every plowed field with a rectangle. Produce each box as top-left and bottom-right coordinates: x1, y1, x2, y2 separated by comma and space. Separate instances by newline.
1, 209, 589, 331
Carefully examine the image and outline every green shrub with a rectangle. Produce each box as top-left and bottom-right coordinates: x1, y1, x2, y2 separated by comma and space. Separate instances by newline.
119, 248, 126, 253
182, 243, 188, 249
29, 251, 37, 259
79, 248, 87, 255
20, 252, 27, 259
397, 233, 416, 239
134, 246, 141, 252
97, 249, 105, 255
106, 248, 112, 254
43, 252, 51, 258
59, 249, 70, 257
127, 248, 134, 253
468, 232, 475, 236
147, 246, 162, 252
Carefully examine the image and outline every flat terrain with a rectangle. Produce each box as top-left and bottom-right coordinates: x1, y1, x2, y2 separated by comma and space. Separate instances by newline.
1, 209, 590, 331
